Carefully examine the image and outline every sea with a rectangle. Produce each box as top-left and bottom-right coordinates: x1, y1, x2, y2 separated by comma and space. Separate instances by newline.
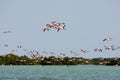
0, 65, 120, 80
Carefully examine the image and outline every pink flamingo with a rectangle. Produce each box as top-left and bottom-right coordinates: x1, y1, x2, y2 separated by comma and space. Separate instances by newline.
94, 48, 102, 52
46, 21, 56, 28
55, 23, 66, 32
104, 45, 114, 50
103, 37, 112, 42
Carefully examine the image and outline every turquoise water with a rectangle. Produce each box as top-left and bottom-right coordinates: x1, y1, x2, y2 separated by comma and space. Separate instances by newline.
0, 65, 120, 80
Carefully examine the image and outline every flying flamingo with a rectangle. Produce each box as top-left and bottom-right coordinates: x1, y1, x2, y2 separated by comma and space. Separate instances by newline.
94, 48, 102, 52
3, 29, 12, 34
4, 44, 8, 47
43, 21, 66, 32
55, 23, 66, 32
70, 51, 79, 55
17, 46, 22, 48
46, 21, 56, 28
104, 45, 114, 50
80, 49, 89, 53
103, 37, 112, 42
11, 49, 18, 53
43, 28, 50, 32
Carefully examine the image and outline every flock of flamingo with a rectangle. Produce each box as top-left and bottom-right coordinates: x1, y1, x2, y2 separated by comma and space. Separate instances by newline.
1, 21, 120, 59
42, 21, 66, 32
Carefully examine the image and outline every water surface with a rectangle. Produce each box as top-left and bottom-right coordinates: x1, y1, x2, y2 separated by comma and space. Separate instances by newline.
0, 65, 120, 80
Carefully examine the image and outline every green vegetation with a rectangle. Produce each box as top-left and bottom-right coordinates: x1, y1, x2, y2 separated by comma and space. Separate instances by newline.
0, 53, 120, 66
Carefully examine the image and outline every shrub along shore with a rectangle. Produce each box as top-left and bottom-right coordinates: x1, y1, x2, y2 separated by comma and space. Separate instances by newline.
0, 53, 120, 66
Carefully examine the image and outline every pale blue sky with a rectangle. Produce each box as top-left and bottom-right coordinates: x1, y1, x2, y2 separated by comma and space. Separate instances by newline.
0, 0, 120, 58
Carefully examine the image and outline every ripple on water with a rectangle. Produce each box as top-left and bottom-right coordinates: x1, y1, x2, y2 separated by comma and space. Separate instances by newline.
0, 65, 120, 80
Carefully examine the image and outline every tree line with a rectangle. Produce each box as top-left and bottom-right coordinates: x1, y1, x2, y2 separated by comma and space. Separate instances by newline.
0, 53, 120, 66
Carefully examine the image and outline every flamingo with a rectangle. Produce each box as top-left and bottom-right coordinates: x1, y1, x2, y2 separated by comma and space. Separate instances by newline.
103, 37, 112, 42
4, 44, 8, 47
70, 51, 79, 56
59, 53, 65, 57
110, 46, 120, 50
17, 46, 22, 48
29, 50, 40, 59
53, 22, 61, 27
94, 48, 102, 52
46, 21, 56, 28
11, 49, 18, 53
80, 49, 89, 53
104, 45, 114, 50
3, 30, 12, 34
43, 21, 66, 32
43, 28, 50, 32
55, 23, 66, 32
57, 25, 66, 32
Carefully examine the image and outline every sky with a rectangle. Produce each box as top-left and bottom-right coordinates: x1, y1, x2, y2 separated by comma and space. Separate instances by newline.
0, 0, 120, 58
